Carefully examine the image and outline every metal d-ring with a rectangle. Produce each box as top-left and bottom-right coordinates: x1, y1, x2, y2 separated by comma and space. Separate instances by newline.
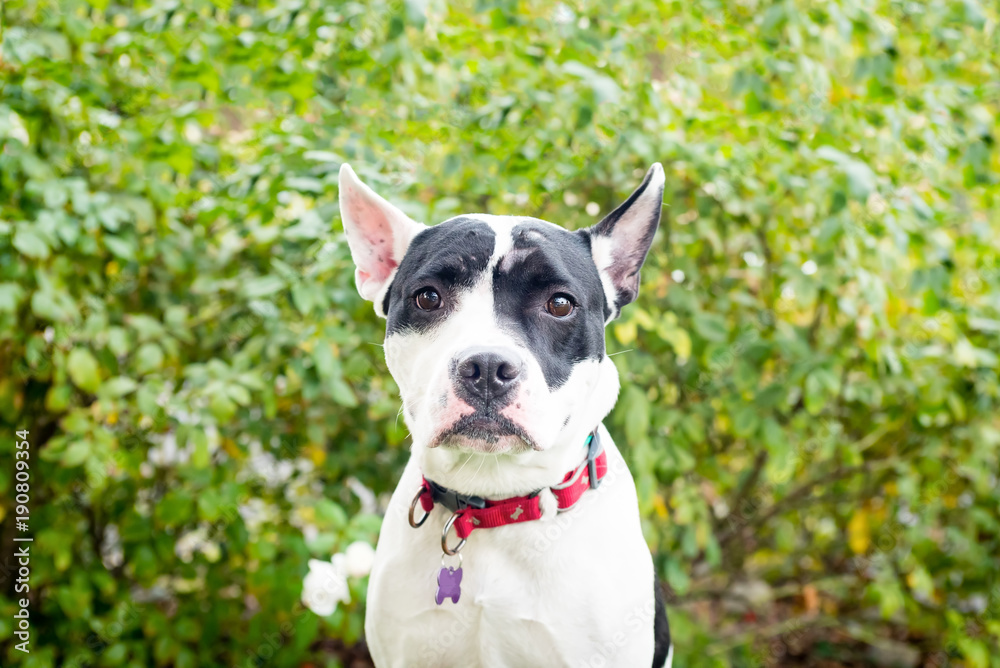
441, 511, 467, 556
440, 552, 463, 569
408, 488, 430, 528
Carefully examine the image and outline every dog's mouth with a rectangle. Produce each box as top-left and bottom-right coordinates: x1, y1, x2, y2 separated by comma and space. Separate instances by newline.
430, 413, 537, 452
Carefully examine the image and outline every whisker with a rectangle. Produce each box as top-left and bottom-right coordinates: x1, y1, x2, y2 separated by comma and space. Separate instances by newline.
471, 454, 487, 481
608, 349, 633, 357
453, 452, 475, 479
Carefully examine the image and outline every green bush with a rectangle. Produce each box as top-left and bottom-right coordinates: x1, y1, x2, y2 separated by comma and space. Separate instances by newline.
1, 1, 998, 666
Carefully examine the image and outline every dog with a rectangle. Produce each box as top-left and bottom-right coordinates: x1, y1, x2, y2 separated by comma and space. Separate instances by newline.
339, 162, 672, 668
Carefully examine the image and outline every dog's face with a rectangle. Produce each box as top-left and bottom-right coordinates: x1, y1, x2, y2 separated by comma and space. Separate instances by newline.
339, 164, 663, 466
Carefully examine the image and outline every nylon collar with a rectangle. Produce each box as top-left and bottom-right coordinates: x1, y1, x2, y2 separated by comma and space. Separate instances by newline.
409, 430, 608, 550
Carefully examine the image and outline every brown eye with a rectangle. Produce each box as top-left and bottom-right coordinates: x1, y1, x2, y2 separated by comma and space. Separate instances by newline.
415, 288, 442, 311
546, 294, 574, 318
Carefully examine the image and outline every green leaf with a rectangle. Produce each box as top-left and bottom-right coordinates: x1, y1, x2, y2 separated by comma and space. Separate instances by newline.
61, 440, 92, 467
692, 312, 728, 342
329, 378, 358, 407
210, 392, 237, 421
67, 348, 101, 393
242, 275, 285, 299
804, 368, 839, 415
13, 224, 51, 259
731, 405, 759, 438
624, 385, 650, 446
104, 235, 136, 260
0, 283, 26, 312
134, 343, 164, 374
156, 490, 194, 527
102, 376, 138, 397
191, 430, 211, 468
315, 499, 348, 529
226, 384, 252, 406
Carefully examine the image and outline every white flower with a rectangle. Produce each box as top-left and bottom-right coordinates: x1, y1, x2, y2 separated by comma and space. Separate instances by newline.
343, 541, 375, 578
301, 557, 350, 616
552, 3, 575, 24
101, 524, 124, 570
175, 527, 208, 563
301, 523, 319, 543
742, 251, 765, 268
183, 120, 203, 144
237, 498, 276, 533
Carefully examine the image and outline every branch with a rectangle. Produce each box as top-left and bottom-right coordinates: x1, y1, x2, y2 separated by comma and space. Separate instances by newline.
717, 450, 768, 532
718, 460, 896, 547
806, 288, 827, 345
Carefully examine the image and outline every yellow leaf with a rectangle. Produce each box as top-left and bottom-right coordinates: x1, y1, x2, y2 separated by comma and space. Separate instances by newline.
847, 509, 870, 555
695, 521, 709, 548
304, 443, 327, 466
614, 320, 637, 345
632, 308, 655, 330
652, 494, 668, 520
222, 439, 242, 459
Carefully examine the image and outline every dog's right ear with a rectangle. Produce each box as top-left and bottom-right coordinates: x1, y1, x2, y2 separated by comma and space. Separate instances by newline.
339, 164, 426, 316
582, 163, 665, 321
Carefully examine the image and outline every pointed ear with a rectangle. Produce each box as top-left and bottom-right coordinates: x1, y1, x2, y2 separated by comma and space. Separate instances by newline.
339, 163, 425, 316
583, 163, 665, 320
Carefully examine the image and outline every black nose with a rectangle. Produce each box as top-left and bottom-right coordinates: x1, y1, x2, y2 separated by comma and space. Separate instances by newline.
455, 348, 523, 403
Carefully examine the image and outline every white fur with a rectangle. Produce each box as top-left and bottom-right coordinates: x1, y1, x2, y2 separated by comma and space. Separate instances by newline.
589, 234, 622, 324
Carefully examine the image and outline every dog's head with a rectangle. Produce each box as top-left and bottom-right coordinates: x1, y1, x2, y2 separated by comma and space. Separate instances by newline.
339, 164, 663, 489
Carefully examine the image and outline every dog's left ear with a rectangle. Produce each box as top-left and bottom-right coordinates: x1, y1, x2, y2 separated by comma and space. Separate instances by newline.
582, 163, 665, 320
339, 163, 426, 316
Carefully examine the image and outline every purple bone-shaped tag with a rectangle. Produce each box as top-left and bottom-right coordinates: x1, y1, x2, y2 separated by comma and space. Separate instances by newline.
435, 566, 462, 605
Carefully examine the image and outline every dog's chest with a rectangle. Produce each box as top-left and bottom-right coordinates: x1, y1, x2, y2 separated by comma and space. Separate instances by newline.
364, 444, 656, 668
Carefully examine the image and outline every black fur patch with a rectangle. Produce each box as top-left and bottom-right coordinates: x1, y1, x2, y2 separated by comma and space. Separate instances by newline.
493, 221, 607, 388
384, 217, 496, 336
652, 580, 672, 667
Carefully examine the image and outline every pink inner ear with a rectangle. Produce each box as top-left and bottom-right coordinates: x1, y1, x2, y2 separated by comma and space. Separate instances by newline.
346, 187, 400, 284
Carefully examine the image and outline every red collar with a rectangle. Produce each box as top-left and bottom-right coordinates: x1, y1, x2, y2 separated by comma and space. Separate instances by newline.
410, 431, 608, 545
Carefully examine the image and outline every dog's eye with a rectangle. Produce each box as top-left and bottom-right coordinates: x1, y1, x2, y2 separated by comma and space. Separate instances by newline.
415, 288, 442, 311
545, 294, 574, 318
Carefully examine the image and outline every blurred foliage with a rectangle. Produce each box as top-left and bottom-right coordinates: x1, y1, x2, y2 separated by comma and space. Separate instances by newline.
1, 0, 999, 666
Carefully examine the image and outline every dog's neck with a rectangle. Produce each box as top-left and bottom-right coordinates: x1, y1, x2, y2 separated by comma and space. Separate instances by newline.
414, 424, 598, 498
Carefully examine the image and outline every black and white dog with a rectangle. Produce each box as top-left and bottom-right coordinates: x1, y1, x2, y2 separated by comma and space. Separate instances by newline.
339, 162, 672, 667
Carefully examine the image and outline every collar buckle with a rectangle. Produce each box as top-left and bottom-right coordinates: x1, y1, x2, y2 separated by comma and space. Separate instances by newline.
427, 479, 487, 512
